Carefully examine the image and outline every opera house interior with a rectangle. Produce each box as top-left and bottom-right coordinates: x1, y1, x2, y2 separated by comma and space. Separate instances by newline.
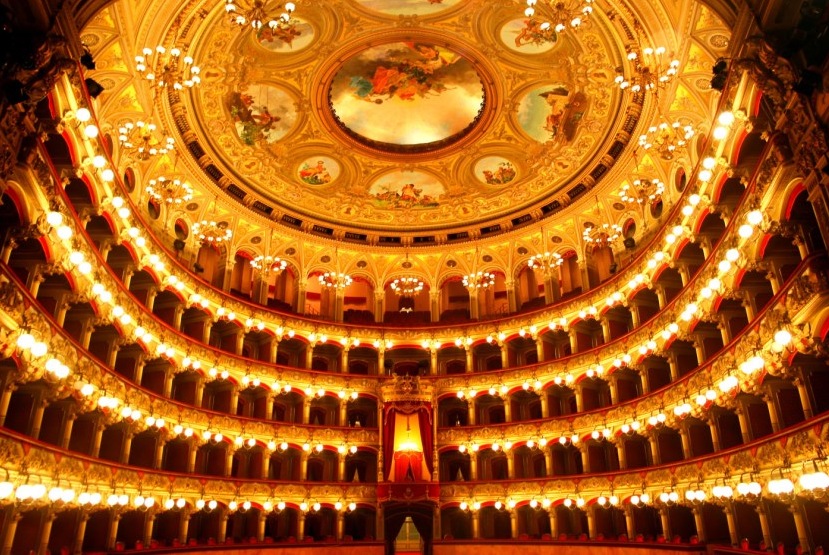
1, 0, 829, 554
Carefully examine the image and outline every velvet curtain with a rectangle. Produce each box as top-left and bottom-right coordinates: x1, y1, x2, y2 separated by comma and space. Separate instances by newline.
383, 408, 396, 480
417, 405, 433, 475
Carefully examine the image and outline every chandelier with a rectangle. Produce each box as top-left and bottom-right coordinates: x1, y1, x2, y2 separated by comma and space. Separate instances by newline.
251, 254, 287, 276
390, 276, 424, 297
145, 176, 193, 206
638, 119, 695, 160
620, 177, 665, 206
583, 222, 623, 247
225, 0, 296, 30
192, 220, 232, 245
463, 271, 495, 290
319, 272, 352, 289
118, 120, 174, 160
528, 251, 563, 274
135, 46, 201, 90
614, 20, 680, 96
522, 0, 594, 34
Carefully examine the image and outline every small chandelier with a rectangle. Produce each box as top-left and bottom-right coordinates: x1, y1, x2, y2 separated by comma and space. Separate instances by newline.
614, 20, 680, 96
146, 176, 193, 206
463, 271, 495, 290
528, 251, 563, 274
522, 0, 594, 34
319, 272, 352, 289
251, 254, 287, 276
583, 222, 623, 247
620, 177, 665, 206
192, 220, 232, 245
225, 0, 296, 30
390, 276, 424, 297
118, 120, 174, 160
135, 46, 201, 90
638, 119, 695, 160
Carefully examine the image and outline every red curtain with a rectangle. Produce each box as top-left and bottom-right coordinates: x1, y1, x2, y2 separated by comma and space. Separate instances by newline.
417, 406, 433, 475
383, 408, 396, 480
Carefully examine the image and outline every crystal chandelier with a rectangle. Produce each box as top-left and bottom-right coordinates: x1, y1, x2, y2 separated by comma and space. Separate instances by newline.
638, 119, 695, 160
225, 0, 296, 30
390, 276, 424, 297
118, 120, 174, 161
620, 177, 665, 206
192, 220, 232, 245
135, 46, 201, 90
614, 20, 680, 96
145, 176, 193, 206
463, 271, 495, 290
583, 222, 623, 247
251, 254, 287, 276
522, 0, 594, 34
319, 272, 352, 289
528, 251, 563, 274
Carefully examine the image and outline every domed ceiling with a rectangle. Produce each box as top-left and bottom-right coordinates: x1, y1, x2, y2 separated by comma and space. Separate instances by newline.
82, 0, 730, 248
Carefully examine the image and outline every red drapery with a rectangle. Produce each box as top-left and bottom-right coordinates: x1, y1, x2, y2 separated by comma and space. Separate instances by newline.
383, 404, 433, 480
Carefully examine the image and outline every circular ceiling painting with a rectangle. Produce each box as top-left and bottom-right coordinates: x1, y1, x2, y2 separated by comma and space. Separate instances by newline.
328, 42, 485, 153
356, 0, 462, 16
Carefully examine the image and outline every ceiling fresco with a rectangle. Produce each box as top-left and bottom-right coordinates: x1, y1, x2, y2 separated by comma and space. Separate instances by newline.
186, 0, 619, 232
81, 0, 729, 248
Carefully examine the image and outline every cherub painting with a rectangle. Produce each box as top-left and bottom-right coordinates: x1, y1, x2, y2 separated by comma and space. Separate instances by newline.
479, 160, 517, 184
517, 84, 588, 143
297, 157, 340, 185
500, 18, 558, 54
369, 171, 445, 209
227, 84, 296, 145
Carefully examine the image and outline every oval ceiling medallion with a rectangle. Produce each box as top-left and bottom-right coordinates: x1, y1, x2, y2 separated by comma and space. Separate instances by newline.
329, 41, 485, 154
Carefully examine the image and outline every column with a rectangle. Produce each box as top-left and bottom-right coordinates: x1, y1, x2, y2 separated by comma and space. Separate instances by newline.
677, 264, 691, 286
225, 448, 234, 477
735, 406, 753, 443
257, 512, 267, 542
472, 511, 480, 539
202, 320, 213, 345
142, 512, 155, 547
338, 401, 347, 427
262, 451, 271, 480
235, 329, 245, 356
549, 509, 558, 539
500, 345, 508, 369
600, 318, 611, 343
568, 329, 578, 354
542, 273, 555, 304
179, 509, 191, 545
296, 282, 307, 314
540, 394, 550, 418
756, 504, 773, 548
107, 512, 120, 550
795, 377, 814, 419
469, 452, 478, 480
468, 290, 479, 320
639, 368, 650, 394
692, 507, 705, 542
268, 340, 277, 364
300, 453, 309, 480
120, 432, 134, 464
90, 423, 104, 458
708, 416, 721, 451
377, 347, 385, 375
503, 395, 512, 422
304, 346, 314, 370
535, 338, 544, 363
229, 387, 239, 415
629, 302, 641, 327
679, 427, 693, 458
659, 507, 671, 540
764, 393, 781, 433
133, 358, 146, 385
163, 370, 174, 398
337, 454, 345, 482
154, 437, 166, 469
302, 399, 311, 424
217, 512, 228, 543
433, 505, 441, 540
429, 290, 440, 323
340, 348, 349, 373
334, 289, 345, 322
648, 434, 661, 465
667, 353, 680, 381
693, 341, 706, 367
145, 288, 158, 312
194, 377, 205, 408
188, 443, 198, 473
586, 506, 597, 539
718, 322, 731, 345
429, 348, 438, 375
73, 513, 89, 555
173, 305, 184, 330
574, 385, 584, 413
29, 397, 46, 440
373, 290, 384, 323
337, 512, 345, 540
624, 506, 635, 539
376, 505, 384, 540
510, 510, 518, 539
465, 347, 473, 373
578, 445, 590, 473
654, 285, 667, 309
724, 505, 739, 546
467, 399, 476, 426
0, 510, 20, 555
0, 385, 12, 427
545, 448, 553, 477
37, 511, 55, 555
791, 503, 811, 553
608, 375, 619, 405
505, 279, 518, 312
615, 439, 627, 469
506, 450, 515, 478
